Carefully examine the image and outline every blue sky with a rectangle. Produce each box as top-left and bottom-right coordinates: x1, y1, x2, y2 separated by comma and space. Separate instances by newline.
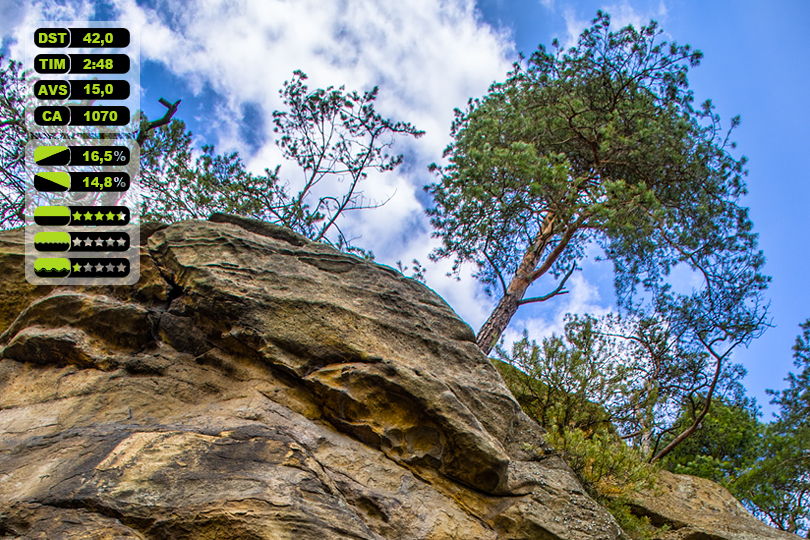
2, 0, 808, 416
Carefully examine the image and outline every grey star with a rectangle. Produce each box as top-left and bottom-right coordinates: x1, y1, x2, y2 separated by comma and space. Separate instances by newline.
94, 238, 104, 247
116, 263, 126, 273
105, 238, 115, 246
72, 237, 82, 247
83, 263, 92, 272
105, 263, 114, 272
94, 264, 102, 272
115, 237, 126, 246
83, 238, 92, 246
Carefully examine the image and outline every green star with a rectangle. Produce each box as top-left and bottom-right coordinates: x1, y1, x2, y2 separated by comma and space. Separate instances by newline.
95, 211, 104, 220
84, 211, 93, 220
72, 263, 81, 272
72, 211, 82, 221
106, 211, 115, 220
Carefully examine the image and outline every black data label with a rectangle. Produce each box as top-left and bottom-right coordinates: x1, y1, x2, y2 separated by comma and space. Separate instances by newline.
34, 106, 70, 126
34, 54, 69, 73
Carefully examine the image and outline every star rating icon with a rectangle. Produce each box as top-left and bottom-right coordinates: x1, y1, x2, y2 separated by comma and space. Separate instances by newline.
72, 237, 82, 247
62, 258, 129, 278
66, 208, 129, 224
116, 237, 126, 247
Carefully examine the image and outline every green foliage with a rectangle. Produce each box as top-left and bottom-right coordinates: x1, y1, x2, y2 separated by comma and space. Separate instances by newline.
139, 119, 275, 222
497, 313, 754, 462
770, 318, 810, 430
427, 11, 767, 355
265, 71, 423, 252
545, 427, 657, 498
0, 60, 421, 256
661, 398, 762, 486
496, 319, 663, 539
495, 315, 810, 537
495, 317, 658, 501
733, 319, 810, 536
603, 499, 666, 540
496, 316, 628, 437
652, 319, 810, 536
140, 70, 423, 255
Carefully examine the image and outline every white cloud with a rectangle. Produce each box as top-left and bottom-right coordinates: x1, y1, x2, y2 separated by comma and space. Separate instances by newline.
0, 0, 28, 47
2, 0, 96, 60
106, 0, 516, 326
605, 0, 667, 30
561, 7, 589, 48
502, 272, 615, 346
1, 0, 628, 339
560, 0, 668, 48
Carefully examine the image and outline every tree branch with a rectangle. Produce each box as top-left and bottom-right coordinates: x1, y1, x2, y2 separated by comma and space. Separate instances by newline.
518, 264, 577, 305
136, 98, 181, 145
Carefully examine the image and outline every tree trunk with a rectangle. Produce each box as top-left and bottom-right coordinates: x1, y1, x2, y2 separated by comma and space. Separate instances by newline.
476, 251, 542, 355
476, 290, 524, 355
476, 215, 559, 355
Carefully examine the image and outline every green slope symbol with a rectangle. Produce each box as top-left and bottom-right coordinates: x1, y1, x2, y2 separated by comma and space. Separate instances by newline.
34, 171, 71, 192
34, 145, 70, 166
34, 231, 71, 251
34, 205, 71, 226
34, 257, 71, 277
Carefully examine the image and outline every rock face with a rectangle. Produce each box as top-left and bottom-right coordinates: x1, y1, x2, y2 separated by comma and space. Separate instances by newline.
0, 216, 622, 539
629, 470, 799, 540
0, 216, 797, 540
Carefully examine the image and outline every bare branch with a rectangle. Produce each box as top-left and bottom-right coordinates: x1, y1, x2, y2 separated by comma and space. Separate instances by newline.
518, 263, 577, 305
136, 98, 181, 145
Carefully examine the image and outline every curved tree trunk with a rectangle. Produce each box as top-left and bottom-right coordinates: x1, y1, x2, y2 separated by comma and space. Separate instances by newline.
476, 279, 531, 355
476, 222, 552, 354
476, 215, 580, 355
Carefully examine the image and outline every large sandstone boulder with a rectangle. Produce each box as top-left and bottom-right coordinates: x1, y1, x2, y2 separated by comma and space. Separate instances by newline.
628, 470, 799, 540
0, 216, 622, 539
0, 216, 799, 540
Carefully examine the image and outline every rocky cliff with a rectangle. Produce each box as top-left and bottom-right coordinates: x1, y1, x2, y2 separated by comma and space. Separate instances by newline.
0, 216, 797, 539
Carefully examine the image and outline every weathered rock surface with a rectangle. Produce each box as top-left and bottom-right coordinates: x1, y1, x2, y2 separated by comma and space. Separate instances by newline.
628, 470, 799, 540
0, 216, 621, 539
0, 216, 796, 540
